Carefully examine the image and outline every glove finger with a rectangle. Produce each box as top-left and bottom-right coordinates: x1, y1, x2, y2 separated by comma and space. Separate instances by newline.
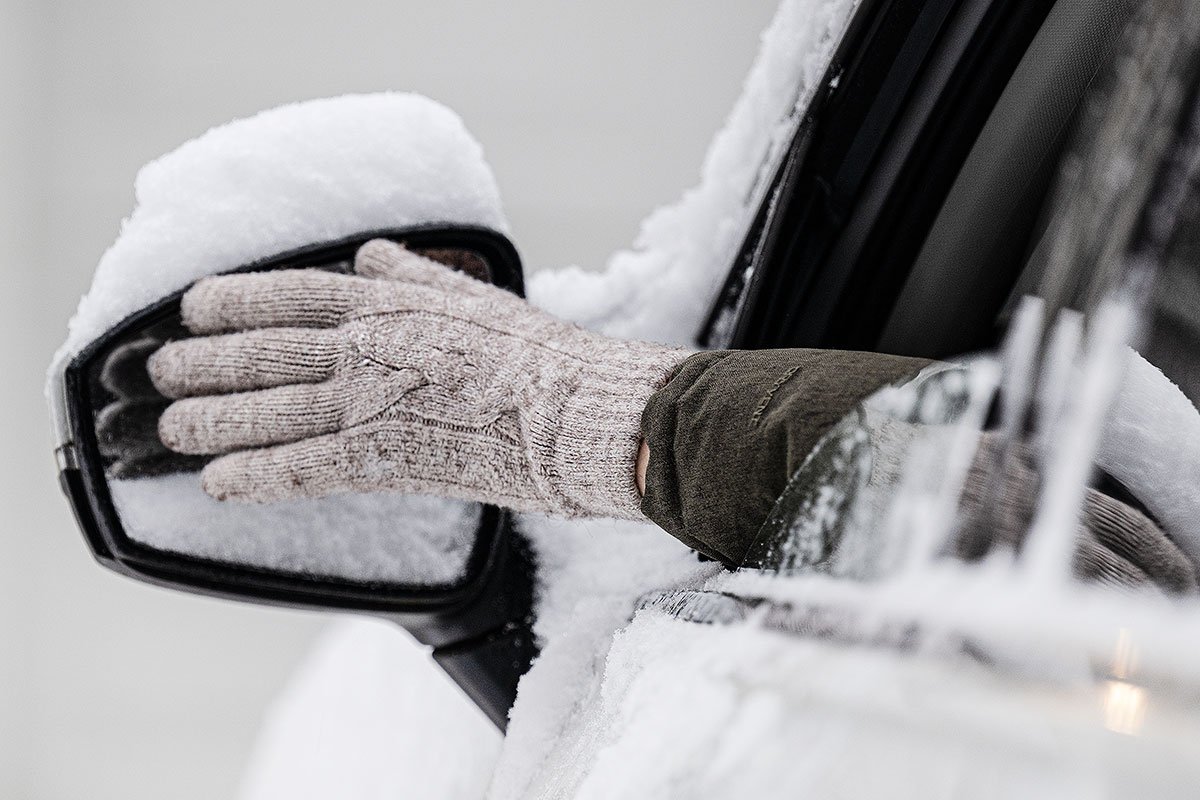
181, 270, 382, 334
148, 328, 343, 399
200, 434, 350, 502
199, 419, 535, 505
1074, 534, 1155, 593
354, 239, 492, 296
199, 429, 381, 503
157, 382, 345, 455
99, 337, 163, 400
1082, 489, 1198, 594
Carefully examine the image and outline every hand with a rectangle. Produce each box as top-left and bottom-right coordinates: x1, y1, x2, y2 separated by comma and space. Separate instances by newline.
149, 240, 689, 518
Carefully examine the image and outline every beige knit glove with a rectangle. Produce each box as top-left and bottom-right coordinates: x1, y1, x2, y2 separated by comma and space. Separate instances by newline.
149, 239, 691, 518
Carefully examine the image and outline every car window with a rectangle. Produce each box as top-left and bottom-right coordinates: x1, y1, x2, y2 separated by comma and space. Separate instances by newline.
748, 0, 1200, 582
1020, 0, 1200, 407
713, 0, 1093, 354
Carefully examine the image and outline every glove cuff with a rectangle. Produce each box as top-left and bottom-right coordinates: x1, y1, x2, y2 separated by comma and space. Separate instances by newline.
542, 341, 692, 519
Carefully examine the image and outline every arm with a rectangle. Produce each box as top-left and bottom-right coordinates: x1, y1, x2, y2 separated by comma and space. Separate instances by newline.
149, 239, 1194, 593
635, 349, 931, 566
636, 350, 1197, 594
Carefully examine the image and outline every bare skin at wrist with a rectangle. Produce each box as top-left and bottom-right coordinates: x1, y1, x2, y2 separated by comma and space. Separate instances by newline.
636, 439, 649, 497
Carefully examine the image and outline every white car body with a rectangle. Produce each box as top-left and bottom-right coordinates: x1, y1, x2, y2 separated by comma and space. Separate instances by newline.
241, 0, 1200, 796
55, 0, 1200, 796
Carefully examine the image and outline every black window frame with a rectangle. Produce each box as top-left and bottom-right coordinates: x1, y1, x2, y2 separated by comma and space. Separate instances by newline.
703, 0, 1060, 355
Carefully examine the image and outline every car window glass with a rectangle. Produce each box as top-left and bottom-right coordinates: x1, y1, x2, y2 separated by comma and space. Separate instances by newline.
749, 1, 1200, 587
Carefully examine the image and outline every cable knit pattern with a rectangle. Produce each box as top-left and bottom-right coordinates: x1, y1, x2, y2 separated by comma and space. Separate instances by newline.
149, 239, 690, 518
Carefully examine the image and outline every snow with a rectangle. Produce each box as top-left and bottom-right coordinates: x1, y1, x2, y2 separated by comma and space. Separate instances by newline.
48, 92, 509, 585
48, 0, 1200, 795
1098, 350, 1200, 565
240, 618, 502, 800
53, 92, 507, 365
564, 583, 1200, 800
492, 1, 865, 795
111, 473, 479, 585
490, 518, 719, 799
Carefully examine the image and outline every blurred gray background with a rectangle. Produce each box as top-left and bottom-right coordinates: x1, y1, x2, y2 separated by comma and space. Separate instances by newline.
0, 1, 776, 798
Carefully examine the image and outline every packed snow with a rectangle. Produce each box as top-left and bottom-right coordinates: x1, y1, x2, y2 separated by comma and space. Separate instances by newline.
52, 92, 507, 365
111, 474, 480, 585
1096, 350, 1200, 564
569, 588, 1200, 799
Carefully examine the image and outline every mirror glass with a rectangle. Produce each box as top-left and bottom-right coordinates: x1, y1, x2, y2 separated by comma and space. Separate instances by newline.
85, 245, 495, 588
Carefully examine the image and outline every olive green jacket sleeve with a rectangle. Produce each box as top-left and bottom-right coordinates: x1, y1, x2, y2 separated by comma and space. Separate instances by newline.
639, 349, 933, 567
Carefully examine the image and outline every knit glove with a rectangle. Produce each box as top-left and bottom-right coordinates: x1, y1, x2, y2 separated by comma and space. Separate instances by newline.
149, 239, 691, 518
955, 437, 1198, 594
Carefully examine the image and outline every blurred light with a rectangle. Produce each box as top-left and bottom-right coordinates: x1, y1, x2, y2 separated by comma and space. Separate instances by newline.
1102, 679, 1147, 735
1112, 628, 1138, 680
1103, 629, 1145, 736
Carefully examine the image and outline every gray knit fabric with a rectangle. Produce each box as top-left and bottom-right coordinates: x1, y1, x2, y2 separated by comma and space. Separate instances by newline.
150, 239, 690, 518
955, 438, 1198, 594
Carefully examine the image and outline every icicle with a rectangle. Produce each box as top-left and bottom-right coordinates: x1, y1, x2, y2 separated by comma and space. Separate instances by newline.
1022, 296, 1138, 587
1034, 309, 1084, 460
896, 361, 1001, 574
998, 296, 1047, 443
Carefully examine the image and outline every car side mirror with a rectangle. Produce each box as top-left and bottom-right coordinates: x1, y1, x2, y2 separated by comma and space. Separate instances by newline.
50, 225, 536, 728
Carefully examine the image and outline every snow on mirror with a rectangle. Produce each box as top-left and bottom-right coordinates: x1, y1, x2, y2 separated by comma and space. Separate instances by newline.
89, 248, 492, 588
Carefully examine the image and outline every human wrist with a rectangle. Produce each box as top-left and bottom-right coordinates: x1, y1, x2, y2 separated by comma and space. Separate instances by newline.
636, 439, 649, 496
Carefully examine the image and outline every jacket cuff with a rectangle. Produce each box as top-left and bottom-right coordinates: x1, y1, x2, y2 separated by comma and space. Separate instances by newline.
639, 352, 735, 560
637, 349, 935, 567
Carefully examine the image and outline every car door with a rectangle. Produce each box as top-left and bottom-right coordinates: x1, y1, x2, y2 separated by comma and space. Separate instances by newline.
492, 0, 1200, 796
